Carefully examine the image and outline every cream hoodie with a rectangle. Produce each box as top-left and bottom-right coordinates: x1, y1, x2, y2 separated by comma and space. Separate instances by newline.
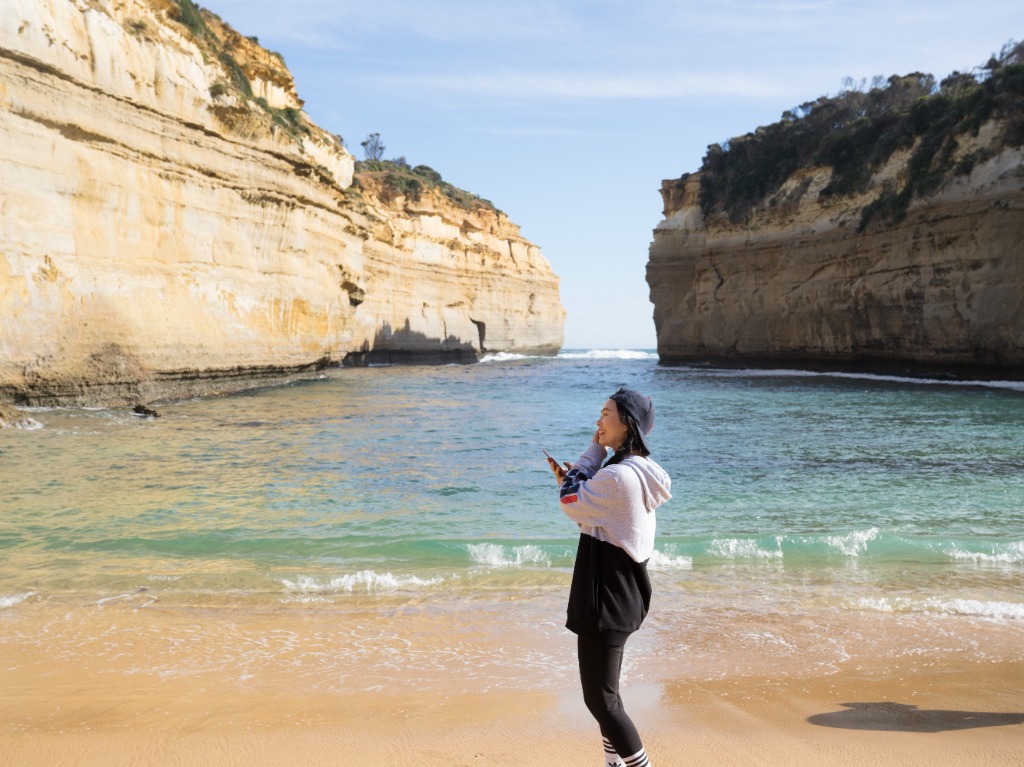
559, 442, 673, 563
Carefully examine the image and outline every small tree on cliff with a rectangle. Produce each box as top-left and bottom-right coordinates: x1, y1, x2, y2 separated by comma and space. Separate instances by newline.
361, 133, 385, 161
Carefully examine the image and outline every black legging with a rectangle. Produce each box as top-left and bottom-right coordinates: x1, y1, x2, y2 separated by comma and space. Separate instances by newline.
577, 632, 643, 759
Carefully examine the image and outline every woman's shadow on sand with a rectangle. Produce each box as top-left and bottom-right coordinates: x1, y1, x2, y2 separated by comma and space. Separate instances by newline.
808, 702, 1024, 733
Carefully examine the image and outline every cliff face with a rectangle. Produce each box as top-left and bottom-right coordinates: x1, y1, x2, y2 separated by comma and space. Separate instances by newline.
0, 0, 563, 406
647, 124, 1024, 378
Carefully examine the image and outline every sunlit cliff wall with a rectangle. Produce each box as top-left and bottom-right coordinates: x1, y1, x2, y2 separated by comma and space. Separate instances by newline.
0, 0, 564, 406
648, 100, 1023, 379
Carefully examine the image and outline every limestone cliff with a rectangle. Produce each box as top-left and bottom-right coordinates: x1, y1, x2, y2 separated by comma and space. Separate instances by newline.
0, 0, 564, 407
648, 65, 1024, 379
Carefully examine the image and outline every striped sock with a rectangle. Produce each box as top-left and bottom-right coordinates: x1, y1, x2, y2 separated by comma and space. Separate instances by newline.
622, 747, 651, 767
603, 737, 625, 767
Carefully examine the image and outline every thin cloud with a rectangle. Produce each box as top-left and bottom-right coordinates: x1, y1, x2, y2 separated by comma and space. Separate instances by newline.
370, 70, 789, 100
202, 0, 580, 47
488, 127, 594, 137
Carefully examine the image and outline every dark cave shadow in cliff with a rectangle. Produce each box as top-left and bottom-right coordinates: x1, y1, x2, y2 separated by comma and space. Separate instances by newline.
807, 702, 1024, 733
343, 319, 481, 366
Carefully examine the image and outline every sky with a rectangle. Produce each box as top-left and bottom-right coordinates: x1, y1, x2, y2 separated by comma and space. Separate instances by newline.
198, 0, 1020, 350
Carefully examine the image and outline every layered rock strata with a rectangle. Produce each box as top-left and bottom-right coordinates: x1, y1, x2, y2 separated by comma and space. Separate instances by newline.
648, 130, 1024, 378
0, 0, 563, 407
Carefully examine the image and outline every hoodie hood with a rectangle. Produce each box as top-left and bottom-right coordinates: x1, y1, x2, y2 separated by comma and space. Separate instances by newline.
621, 455, 673, 512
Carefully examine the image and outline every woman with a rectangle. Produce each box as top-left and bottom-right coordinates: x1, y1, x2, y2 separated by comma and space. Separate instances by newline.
546, 388, 672, 767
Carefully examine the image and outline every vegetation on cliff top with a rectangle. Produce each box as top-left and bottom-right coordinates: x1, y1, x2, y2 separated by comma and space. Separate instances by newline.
168, 4, 495, 212
354, 156, 499, 214
166, 0, 310, 144
687, 40, 1024, 229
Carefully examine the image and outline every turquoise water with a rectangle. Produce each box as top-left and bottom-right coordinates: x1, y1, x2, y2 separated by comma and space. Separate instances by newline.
1, 351, 1023, 691
1, 351, 1023, 609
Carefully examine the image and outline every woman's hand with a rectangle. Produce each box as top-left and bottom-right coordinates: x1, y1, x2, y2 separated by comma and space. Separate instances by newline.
545, 453, 571, 483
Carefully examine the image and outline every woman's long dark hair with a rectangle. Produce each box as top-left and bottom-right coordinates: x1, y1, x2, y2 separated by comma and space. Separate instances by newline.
603, 397, 651, 467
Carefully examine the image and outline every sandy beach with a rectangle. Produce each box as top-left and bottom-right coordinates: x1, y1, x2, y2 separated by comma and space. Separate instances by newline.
2, 602, 1022, 767
2, 660, 1022, 766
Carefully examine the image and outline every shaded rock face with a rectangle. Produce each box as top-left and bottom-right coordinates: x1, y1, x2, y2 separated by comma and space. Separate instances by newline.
0, 0, 563, 406
647, 137, 1024, 379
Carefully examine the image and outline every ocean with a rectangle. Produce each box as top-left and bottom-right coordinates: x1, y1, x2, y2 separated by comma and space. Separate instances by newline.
1, 351, 1022, 694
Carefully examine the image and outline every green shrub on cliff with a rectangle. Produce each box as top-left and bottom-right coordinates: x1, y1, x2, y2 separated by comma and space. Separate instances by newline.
171, 0, 208, 37
384, 173, 424, 202
695, 40, 1024, 228
252, 98, 310, 139
355, 160, 498, 212
219, 51, 253, 98
412, 165, 443, 184
169, 2, 319, 144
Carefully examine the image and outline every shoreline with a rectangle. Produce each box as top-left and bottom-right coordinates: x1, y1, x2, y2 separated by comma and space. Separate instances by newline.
0, 348, 566, 410
2, 597, 1022, 765
655, 354, 1024, 385
6, 348, 1024, 414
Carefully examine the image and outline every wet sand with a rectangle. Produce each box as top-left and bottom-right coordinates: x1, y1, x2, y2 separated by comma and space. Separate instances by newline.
2, 602, 1022, 766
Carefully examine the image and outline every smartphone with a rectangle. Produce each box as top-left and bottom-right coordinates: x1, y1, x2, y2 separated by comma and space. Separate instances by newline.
542, 449, 555, 462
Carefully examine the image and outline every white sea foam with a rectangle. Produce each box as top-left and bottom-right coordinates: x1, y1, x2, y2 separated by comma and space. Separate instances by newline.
466, 543, 551, 568
929, 598, 1024, 620
704, 366, 1024, 392
947, 541, 1024, 565
478, 349, 657, 363
824, 527, 880, 556
852, 596, 1024, 621
478, 352, 530, 363
96, 593, 156, 609
0, 410, 43, 429
281, 571, 443, 594
821, 371, 1024, 392
708, 538, 782, 559
558, 349, 658, 360
855, 596, 896, 613
0, 592, 34, 609
97, 593, 135, 607
649, 548, 693, 570
742, 631, 797, 651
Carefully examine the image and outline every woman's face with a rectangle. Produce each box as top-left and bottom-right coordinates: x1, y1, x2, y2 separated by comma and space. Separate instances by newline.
596, 398, 629, 450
